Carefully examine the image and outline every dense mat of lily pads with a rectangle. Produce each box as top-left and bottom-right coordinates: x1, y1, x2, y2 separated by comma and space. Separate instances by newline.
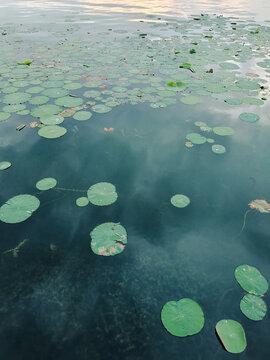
0, 13, 269, 148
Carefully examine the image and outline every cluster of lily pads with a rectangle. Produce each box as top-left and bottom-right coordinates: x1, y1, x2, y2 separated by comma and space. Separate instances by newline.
185, 121, 235, 154
161, 264, 268, 354
0, 13, 268, 143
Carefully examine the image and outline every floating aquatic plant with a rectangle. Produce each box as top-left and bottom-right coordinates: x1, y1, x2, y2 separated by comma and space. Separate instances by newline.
161, 298, 205, 337
90, 222, 127, 256
216, 320, 247, 354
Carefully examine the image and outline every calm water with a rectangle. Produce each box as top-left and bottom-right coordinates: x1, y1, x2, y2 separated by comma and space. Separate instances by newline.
0, 1, 270, 359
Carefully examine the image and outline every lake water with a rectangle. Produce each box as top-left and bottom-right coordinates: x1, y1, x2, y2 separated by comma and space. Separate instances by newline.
0, 1, 269, 359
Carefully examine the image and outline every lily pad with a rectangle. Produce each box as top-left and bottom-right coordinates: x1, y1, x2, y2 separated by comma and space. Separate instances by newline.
180, 96, 203, 105
38, 125, 67, 139
0, 161, 11, 170
55, 96, 84, 107
171, 194, 190, 208
36, 177, 57, 191
0, 112, 11, 121
76, 197, 89, 207
216, 320, 247, 354
30, 105, 62, 118
42, 88, 69, 98
240, 294, 267, 321
87, 182, 117, 206
213, 127, 235, 136
212, 144, 226, 154
0, 194, 40, 224
73, 111, 92, 121
91, 104, 112, 113
239, 112, 260, 123
3, 92, 31, 104
29, 96, 49, 105
90, 222, 127, 256
161, 298, 205, 337
40, 115, 64, 125
186, 133, 207, 144
234, 264, 268, 295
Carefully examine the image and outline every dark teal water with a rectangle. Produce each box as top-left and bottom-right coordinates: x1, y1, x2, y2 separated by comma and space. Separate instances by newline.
0, 1, 270, 360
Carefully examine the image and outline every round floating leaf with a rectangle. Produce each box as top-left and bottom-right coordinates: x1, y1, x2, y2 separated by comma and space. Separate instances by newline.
186, 133, 207, 144
216, 320, 247, 354
30, 104, 62, 118
220, 62, 240, 70
55, 96, 83, 107
237, 80, 260, 90
36, 177, 57, 191
0, 112, 11, 121
240, 294, 267, 321
76, 197, 89, 207
171, 194, 190, 208
3, 104, 26, 113
42, 88, 69, 98
213, 127, 235, 136
73, 111, 92, 121
180, 96, 203, 105
242, 97, 264, 105
26, 86, 44, 94
38, 125, 67, 139
63, 82, 82, 90
161, 298, 205, 337
87, 182, 117, 206
225, 98, 242, 105
239, 112, 260, 123
0, 194, 40, 224
29, 96, 49, 105
212, 144, 226, 154
3, 92, 31, 104
91, 104, 112, 113
0, 161, 11, 170
40, 115, 64, 125
90, 222, 127, 256
234, 264, 268, 295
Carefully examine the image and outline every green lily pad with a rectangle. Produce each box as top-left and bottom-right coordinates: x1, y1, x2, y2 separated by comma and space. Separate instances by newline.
171, 194, 190, 208
36, 177, 57, 191
242, 97, 264, 105
90, 222, 127, 256
91, 104, 112, 113
40, 115, 64, 125
3, 104, 26, 113
0, 161, 11, 170
180, 96, 203, 105
42, 88, 69, 98
38, 125, 67, 139
76, 197, 89, 207
73, 111, 92, 121
0, 112, 11, 121
234, 264, 268, 295
225, 98, 242, 105
213, 127, 235, 136
240, 293, 267, 321
186, 133, 207, 144
216, 320, 247, 354
26, 86, 44, 94
63, 82, 83, 90
87, 182, 118, 206
212, 144, 226, 154
0, 194, 40, 224
237, 80, 260, 90
55, 96, 84, 107
29, 96, 49, 105
161, 298, 205, 337
3, 92, 31, 104
239, 112, 260, 123
30, 104, 62, 118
